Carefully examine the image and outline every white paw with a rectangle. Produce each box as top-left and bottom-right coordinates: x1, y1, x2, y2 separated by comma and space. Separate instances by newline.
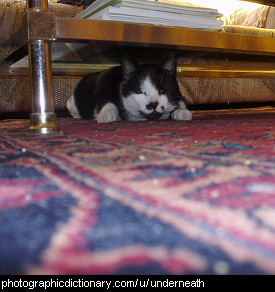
171, 109, 192, 121
96, 103, 120, 123
97, 109, 119, 123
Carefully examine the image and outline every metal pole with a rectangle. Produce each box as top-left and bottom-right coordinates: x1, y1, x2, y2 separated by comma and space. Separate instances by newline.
27, 0, 49, 11
27, 0, 61, 134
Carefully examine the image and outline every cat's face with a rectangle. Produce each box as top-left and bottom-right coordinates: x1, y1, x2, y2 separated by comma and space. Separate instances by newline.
120, 54, 180, 121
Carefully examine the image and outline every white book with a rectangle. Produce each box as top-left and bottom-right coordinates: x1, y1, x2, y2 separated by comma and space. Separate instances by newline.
76, 0, 223, 30
77, 0, 222, 19
76, 0, 121, 18
90, 6, 220, 24
117, 0, 221, 16
93, 13, 223, 30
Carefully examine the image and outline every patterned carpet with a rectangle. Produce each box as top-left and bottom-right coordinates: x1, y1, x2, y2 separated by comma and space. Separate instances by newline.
0, 108, 275, 275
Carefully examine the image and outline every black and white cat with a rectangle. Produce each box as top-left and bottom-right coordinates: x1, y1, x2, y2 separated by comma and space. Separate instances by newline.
67, 54, 192, 123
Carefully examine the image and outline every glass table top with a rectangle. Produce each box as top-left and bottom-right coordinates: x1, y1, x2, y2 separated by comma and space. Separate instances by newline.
1, 14, 274, 78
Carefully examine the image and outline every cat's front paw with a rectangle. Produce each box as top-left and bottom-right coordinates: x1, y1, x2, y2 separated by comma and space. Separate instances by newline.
171, 109, 192, 121
97, 106, 119, 123
97, 110, 119, 123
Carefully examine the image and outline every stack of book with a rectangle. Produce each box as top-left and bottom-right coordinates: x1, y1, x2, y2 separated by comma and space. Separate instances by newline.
76, 0, 223, 30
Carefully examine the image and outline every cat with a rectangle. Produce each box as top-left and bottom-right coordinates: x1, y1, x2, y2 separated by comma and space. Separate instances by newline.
67, 53, 192, 123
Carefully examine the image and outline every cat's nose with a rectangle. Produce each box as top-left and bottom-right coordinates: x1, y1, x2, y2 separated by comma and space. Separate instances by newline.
146, 102, 159, 111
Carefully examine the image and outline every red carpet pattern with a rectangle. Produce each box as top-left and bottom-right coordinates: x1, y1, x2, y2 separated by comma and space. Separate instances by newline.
0, 108, 274, 274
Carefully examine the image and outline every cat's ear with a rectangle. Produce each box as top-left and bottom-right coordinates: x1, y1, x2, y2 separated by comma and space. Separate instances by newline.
121, 54, 139, 80
160, 53, 177, 75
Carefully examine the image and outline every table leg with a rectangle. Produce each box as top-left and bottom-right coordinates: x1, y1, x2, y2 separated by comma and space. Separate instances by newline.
27, 0, 61, 135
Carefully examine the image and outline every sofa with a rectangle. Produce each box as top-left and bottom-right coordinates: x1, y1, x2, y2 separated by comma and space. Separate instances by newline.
0, 0, 274, 115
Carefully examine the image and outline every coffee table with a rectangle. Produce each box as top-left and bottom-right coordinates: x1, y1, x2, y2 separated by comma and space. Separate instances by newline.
0, 0, 274, 134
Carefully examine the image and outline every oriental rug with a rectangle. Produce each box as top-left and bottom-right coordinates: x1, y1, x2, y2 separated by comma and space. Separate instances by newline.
0, 108, 275, 275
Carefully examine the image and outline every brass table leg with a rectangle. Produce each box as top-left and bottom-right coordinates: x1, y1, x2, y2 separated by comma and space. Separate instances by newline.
27, 0, 61, 135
